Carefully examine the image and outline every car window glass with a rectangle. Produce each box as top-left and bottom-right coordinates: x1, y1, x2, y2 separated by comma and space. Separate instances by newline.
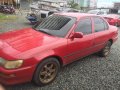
103, 20, 109, 30
33, 15, 76, 37
93, 17, 106, 32
38, 15, 71, 30
75, 18, 92, 35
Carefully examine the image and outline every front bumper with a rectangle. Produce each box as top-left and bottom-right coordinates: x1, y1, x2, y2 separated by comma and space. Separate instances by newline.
0, 65, 36, 85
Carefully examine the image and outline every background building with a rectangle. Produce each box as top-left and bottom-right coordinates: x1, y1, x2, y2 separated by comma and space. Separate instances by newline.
0, 0, 15, 5
97, 0, 120, 8
20, 0, 67, 10
68, 0, 89, 8
114, 2, 120, 9
89, 0, 97, 9
0, 0, 20, 8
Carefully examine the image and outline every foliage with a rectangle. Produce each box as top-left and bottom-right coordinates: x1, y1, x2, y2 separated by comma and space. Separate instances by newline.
0, 13, 17, 21
68, 0, 79, 9
0, 13, 6, 19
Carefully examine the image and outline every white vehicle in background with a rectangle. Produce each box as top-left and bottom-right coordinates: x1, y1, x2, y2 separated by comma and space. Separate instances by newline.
88, 10, 108, 15
118, 10, 120, 15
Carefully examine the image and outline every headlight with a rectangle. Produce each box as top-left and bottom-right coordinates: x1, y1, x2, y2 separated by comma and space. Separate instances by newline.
0, 58, 23, 69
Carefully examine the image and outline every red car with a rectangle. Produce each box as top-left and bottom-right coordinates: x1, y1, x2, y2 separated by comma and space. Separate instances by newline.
103, 14, 120, 27
0, 13, 118, 86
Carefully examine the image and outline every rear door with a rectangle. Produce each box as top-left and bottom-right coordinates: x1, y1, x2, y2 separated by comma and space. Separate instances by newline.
92, 17, 110, 51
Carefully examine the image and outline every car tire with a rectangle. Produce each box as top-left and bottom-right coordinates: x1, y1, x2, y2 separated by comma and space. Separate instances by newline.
33, 57, 60, 86
98, 41, 112, 57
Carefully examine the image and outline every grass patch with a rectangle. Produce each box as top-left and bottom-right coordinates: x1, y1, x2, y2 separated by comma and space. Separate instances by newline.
0, 13, 17, 21
0, 13, 6, 19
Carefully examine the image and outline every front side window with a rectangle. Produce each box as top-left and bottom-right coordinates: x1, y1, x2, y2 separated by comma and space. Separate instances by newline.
93, 17, 108, 32
33, 15, 76, 37
75, 17, 92, 35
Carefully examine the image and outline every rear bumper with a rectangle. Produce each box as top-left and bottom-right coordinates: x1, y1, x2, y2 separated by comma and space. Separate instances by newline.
0, 65, 36, 85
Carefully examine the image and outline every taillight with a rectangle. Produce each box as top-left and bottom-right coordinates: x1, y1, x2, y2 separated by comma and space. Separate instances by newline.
108, 18, 112, 21
109, 19, 113, 21
104, 17, 113, 21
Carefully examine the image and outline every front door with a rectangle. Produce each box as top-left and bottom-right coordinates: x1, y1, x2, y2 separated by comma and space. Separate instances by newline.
65, 17, 94, 63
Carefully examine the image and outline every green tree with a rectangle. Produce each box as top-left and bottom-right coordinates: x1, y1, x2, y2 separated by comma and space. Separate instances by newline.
68, 0, 79, 9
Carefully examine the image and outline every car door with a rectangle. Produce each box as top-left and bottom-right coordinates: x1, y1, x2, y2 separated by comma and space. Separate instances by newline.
65, 17, 95, 63
92, 17, 110, 51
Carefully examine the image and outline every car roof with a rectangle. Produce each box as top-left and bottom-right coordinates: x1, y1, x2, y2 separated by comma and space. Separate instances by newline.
56, 13, 98, 19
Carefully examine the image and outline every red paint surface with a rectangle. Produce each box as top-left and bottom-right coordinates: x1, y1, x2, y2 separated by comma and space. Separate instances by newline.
0, 13, 118, 85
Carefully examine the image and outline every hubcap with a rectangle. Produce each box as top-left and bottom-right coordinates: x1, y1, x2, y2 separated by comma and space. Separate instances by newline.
39, 62, 57, 84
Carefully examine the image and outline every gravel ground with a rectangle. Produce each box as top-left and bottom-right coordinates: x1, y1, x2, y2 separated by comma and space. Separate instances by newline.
0, 15, 120, 90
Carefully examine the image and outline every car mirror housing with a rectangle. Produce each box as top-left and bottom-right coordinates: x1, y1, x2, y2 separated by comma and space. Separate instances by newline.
73, 32, 83, 38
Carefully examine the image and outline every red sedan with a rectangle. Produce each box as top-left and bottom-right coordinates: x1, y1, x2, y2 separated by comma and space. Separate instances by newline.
0, 13, 118, 86
103, 14, 120, 27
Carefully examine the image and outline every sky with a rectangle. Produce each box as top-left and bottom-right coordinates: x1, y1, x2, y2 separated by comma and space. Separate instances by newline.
97, 0, 120, 8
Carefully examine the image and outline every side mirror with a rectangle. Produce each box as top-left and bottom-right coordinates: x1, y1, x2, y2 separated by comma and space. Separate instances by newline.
73, 32, 83, 38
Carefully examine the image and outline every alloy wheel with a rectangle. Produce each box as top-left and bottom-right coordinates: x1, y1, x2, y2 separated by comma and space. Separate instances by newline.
39, 62, 57, 84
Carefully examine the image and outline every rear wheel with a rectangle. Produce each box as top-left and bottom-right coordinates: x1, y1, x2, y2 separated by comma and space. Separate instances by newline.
98, 41, 112, 57
33, 57, 60, 86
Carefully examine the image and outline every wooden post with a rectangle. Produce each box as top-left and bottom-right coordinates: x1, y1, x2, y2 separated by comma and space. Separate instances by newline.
2, 0, 4, 5
8, 0, 9, 5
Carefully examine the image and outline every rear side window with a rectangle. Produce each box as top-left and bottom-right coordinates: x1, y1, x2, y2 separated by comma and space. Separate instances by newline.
75, 17, 92, 35
104, 21, 109, 30
93, 17, 108, 32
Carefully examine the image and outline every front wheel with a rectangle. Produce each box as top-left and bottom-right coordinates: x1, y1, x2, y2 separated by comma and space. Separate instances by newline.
33, 57, 60, 86
98, 41, 112, 57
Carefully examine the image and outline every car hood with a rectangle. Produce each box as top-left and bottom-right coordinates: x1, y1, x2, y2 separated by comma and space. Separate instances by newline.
0, 28, 58, 52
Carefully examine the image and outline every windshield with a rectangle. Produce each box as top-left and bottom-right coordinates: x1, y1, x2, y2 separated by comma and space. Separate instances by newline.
33, 15, 76, 37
